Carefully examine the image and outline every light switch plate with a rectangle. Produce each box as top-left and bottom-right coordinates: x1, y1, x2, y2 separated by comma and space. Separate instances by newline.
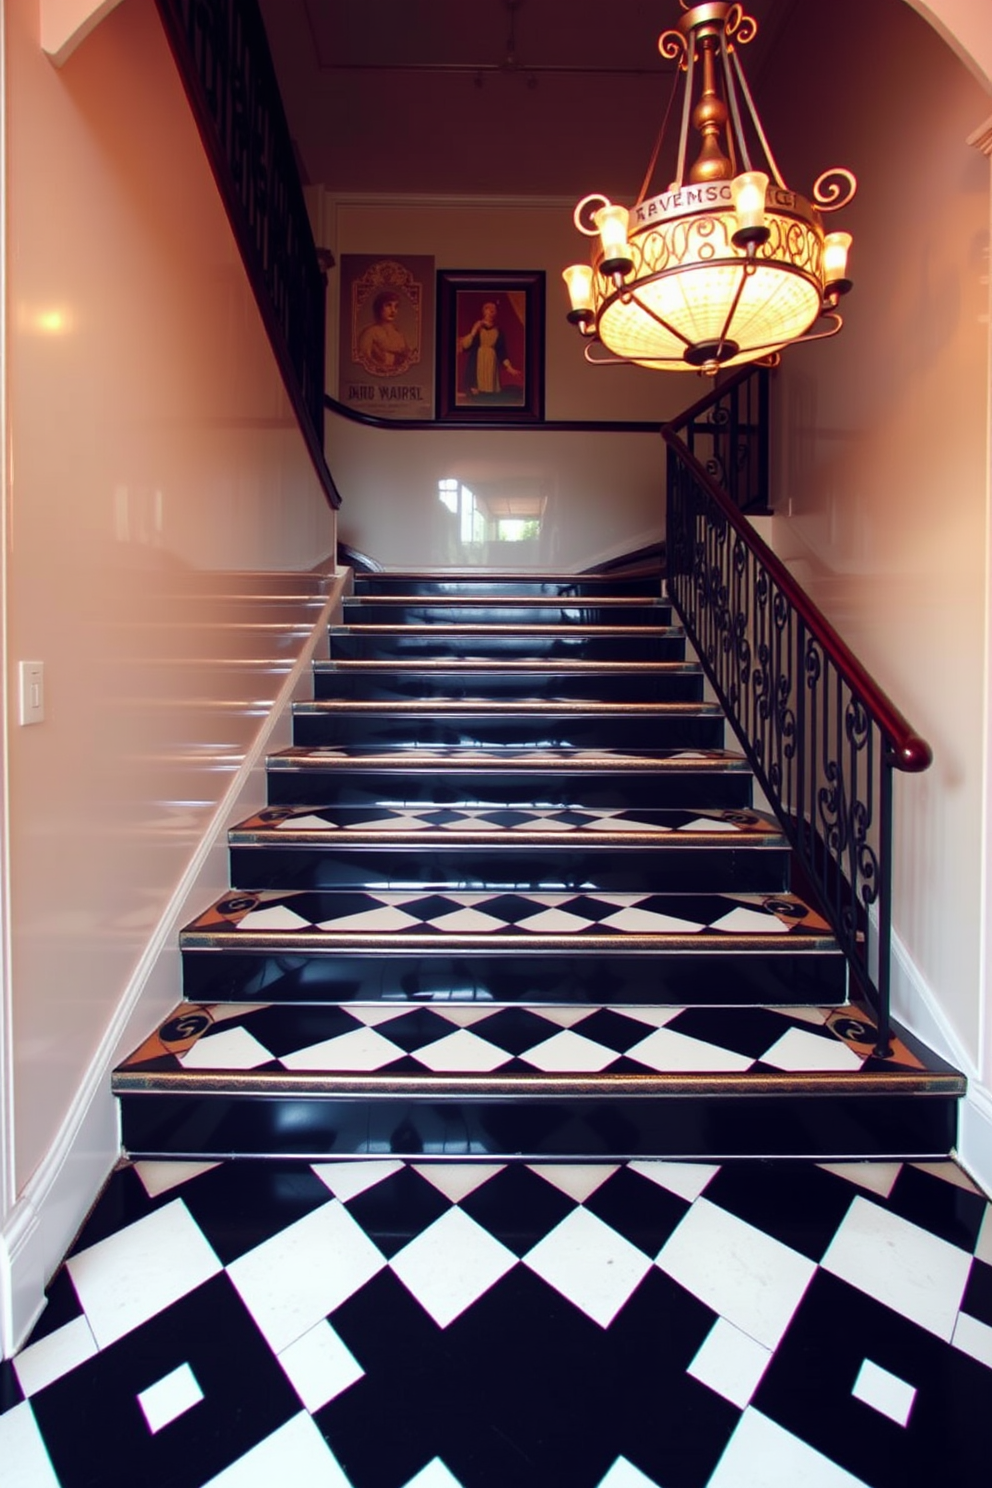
19, 661, 44, 725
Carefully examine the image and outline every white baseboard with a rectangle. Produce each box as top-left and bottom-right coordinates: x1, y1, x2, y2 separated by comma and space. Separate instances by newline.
0, 573, 347, 1357
890, 931, 992, 1196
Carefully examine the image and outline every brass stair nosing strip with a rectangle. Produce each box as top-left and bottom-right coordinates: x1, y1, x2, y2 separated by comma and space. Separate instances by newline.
179, 930, 838, 953
293, 701, 722, 716
332, 624, 680, 636
113, 1069, 966, 1098
228, 829, 786, 848
268, 752, 751, 771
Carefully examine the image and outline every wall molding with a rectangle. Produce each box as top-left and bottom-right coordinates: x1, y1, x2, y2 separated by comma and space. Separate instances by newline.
0, 571, 347, 1357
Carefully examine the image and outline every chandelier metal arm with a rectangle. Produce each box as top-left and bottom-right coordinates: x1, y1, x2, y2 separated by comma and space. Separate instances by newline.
626, 290, 695, 349
729, 46, 787, 189
674, 43, 697, 189
715, 258, 751, 348
719, 30, 752, 173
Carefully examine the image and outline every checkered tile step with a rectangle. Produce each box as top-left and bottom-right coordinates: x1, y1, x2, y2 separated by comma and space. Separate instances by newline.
119, 1001, 927, 1079
183, 888, 832, 943
3, 1158, 988, 1488
231, 804, 783, 840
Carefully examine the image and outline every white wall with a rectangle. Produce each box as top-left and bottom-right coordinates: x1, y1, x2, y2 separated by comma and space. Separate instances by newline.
0, 0, 336, 1351
758, 0, 992, 1180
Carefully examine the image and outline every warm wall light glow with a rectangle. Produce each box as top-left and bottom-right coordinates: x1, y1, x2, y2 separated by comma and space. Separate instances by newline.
21, 305, 74, 335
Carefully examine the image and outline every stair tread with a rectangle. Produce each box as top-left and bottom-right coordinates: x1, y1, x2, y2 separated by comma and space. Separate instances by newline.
182, 887, 837, 948
115, 1000, 959, 1089
268, 745, 751, 769
230, 804, 784, 844
332, 624, 683, 635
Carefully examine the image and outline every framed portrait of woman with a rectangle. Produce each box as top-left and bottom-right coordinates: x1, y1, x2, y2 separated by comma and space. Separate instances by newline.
338, 255, 435, 420
436, 270, 545, 424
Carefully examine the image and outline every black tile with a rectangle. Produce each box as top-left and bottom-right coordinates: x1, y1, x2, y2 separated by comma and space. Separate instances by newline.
885, 1165, 988, 1253
0, 1358, 24, 1415
339, 1167, 451, 1258
178, 1160, 334, 1265
22, 1265, 86, 1345
583, 1166, 690, 1257
232, 1003, 365, 1058
461, 1007, 566, 1056
754, 1267, 991, 1488
702, 1161, 857, 1261
570, 1008, 660, 1054
457, 1165, 576, 1254
666, 1007, 799, 1061
961, 1257, 992, 1328
66, 1166, 156, 1256
29, 1273, 299, 1488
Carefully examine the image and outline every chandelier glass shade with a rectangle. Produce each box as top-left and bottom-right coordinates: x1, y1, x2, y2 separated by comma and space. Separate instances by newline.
563, 2, 856, 375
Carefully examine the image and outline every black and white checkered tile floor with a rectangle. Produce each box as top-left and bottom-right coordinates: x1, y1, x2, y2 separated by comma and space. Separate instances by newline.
2, 1158, 989, 1487
235, 805, 776, 836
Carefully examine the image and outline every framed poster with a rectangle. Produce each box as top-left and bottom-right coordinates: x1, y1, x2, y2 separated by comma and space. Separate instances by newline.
436, 270, 545, 423
338, 255, 434, 419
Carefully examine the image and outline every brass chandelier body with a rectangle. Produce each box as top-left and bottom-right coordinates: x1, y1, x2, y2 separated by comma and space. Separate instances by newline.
563, 1, 856, 375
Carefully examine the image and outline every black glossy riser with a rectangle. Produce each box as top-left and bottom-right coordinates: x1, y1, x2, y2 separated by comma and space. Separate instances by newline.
291, 710, 725, 751
352, 576, 662, 597
313, 668, 705, 704
228, 842, 790, 894
328, 632, 688, 662
119, 1089, 957, 1163
266, 766, 755, 810
181, 947, 847, 1008
342, 603, 674, 627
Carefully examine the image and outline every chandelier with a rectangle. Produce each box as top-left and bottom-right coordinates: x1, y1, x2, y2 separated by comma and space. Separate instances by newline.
562, 1, 856, 376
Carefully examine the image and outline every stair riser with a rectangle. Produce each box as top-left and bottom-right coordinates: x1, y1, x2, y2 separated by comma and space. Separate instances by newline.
181, 947, 847, 1007
329, 633, 687, 662
342, 603, 673, 626
313, 669, 705, 703
119, 1089, 957, 1162
291, 713, 726, 751
353, 577, 662, 597
228, 843, 790, 894
266, 768, 755, 810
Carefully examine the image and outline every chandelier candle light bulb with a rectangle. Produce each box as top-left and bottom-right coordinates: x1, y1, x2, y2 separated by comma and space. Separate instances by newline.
564, 1, 857, 374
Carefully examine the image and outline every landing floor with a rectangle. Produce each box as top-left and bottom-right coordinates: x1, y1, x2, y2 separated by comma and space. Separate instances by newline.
2, 1158, 990, 1488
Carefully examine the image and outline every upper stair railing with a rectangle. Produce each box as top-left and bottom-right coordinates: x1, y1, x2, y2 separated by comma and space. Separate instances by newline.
154, 0, 340, 509
663, 370, 932, 1057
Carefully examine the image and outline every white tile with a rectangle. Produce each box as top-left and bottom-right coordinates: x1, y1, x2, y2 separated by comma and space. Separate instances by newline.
137, 1362, 204, 1434
687, 1317, 772, 1407
280, 814, 336, 831
709, 907, 790, 934
528, 1164, 619, 1204
317, 905, 423, 932
433, 1007, 501, 1028
600, 907, 704, 932
412, 1164, 505, 1204
425, 908, 508, 933
629, 1161, 719, 1202
851, 1358, 916, 1426
773, 1005, 831, 1027
596, 1458, 662, 1487
821, 1195, 972, 1341
952, 1310, 992, 1369
13, 1315, 98, 1397
521, 1029, 618, 1073
280, 1027, 403, 1072
528, 1006, 601, 1028
179, 1026, 274, 1071
403, 1460, 465, 1488
201, 1412, 350, 1488
227, 1200, 385, 1353
588, 816, 669, 833
278, 1319, 365, 1412
347, 1005, 421, 1027
415, 1028, 511, 1072
237, 905, 313, 931
359, 814, 429, 832
683, 816, 738, 833
133, 1160, 220, 1198
524, 1207, 652, 1328
391, 1209, 516, 1328
312, 1160, 404, 1202
909, 1162, 984, 1195
515, 908, 594, 933
67, 1199, 222, 1348
625, 1027, 753, 1073
0, 1400, 62, 1487
816, 1163, 902, 1199
761, 1026, 864, 1073
656, 1198, 816, 1351
708, 1409, 871, 1487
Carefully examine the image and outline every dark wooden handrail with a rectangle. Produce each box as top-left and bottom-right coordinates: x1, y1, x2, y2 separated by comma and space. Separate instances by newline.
325, 392, 662, 435
662, 423, 932, 773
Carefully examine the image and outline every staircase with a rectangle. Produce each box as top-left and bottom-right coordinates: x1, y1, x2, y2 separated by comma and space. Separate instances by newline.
114, 569, 963, 1162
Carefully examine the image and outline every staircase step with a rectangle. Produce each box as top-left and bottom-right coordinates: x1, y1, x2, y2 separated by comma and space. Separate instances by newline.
313, 661, 705, 703
266, 746, 756, 808
179, 886, 847, 1009
329, 625, 687, 662
228, 804, 789, 893
291, 701, 726, 751
341, 599, 673, 627
352, 572, 662, 597
114, 1000, 962, 1161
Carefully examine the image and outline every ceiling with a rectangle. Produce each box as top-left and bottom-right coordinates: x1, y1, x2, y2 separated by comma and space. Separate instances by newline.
258, 0, 797, 197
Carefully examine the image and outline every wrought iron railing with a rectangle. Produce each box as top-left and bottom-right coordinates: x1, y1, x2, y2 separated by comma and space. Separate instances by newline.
663, 377, 931, 1056
675, 365, 769, 514
154, 0, 340, 508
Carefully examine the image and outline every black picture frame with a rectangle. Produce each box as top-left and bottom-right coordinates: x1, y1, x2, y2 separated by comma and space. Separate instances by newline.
436, 270, 545, 423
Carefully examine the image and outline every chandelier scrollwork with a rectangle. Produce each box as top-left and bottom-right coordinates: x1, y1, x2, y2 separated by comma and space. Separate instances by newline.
563, 2, 857, 375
